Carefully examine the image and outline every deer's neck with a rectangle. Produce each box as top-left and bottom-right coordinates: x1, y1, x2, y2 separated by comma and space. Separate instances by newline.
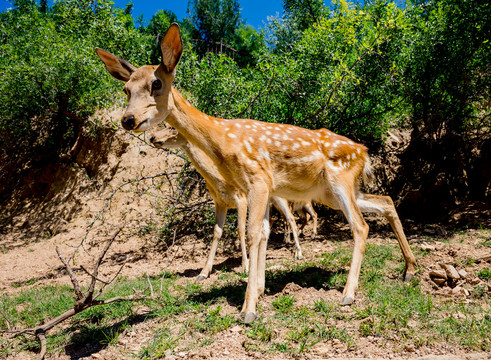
181, 142, 226, 192
165, 88, 225, 163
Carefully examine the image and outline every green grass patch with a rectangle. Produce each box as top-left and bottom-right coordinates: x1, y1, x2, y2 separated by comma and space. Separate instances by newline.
2, 241, 490, 358
477, 268, 491, 281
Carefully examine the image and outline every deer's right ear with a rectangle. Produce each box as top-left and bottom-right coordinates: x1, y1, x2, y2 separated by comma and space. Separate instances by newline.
95, 48, 136, 82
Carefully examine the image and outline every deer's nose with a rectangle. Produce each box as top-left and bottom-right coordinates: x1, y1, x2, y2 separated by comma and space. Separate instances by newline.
150, 136, 156, 143
121, 115, 135, 130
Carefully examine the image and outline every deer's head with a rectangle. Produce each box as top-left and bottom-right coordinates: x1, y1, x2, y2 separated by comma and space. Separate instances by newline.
149, 127, 187, 148
95, 24, 183, 132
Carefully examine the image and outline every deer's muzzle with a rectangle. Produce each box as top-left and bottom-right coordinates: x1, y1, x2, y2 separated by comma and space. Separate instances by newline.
121, 114, 135, 130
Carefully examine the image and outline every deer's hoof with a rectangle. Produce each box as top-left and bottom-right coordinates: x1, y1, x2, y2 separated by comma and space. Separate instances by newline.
196, 274, 207, 281
404, 272, 415, 282
340, 296, 354, 306
243, 312, 257, 324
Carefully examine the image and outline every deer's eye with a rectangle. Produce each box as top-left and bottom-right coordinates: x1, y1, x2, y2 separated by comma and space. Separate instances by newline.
152, 79, 162, 92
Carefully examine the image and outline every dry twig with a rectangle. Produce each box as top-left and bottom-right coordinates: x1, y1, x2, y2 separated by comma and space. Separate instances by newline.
1, 227, 156, 360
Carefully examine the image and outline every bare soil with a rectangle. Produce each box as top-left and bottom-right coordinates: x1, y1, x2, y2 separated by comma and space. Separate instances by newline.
0, 113, 490, 360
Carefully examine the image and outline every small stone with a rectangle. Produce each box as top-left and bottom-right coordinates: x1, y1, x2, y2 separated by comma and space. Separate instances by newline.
431, 277, 446, 286
429, 269, 447, 279
452, 286, 470, 297
439, 263, 460, 281
453, 311, 466, 319
404, 344, 416, 352
230, 325, 243, 333
421, 243, 435, 251
458, 269, 468, 278
407, 320, 418, 328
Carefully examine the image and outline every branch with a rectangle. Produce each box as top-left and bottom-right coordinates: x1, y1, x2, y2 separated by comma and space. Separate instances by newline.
2, 228, 156, 360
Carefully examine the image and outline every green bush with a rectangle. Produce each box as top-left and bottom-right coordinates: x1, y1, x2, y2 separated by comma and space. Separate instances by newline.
0, 0, 153, 199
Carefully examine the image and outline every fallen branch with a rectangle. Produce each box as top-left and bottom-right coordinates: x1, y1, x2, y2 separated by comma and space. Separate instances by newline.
1, 227, 156, 360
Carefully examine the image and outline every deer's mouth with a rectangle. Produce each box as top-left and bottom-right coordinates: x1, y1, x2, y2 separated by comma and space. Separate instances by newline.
134, 119, 150, 131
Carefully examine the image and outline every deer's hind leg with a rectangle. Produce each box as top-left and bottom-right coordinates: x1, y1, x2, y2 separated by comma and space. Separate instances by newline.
323, 183, 369, 306
236, 195, 249, 273
301, 202, 318, 240
272, 197, 303, 260
356, 193, 416, 281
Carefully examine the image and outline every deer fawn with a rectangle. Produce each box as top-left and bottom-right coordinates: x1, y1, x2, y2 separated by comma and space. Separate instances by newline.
96, 23, 416, 324
149, 126, 312, 279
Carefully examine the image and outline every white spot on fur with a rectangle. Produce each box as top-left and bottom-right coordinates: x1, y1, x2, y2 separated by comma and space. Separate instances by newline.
312, 150, 323, 159
244, 141, 252, 153
258, 148, 271, 160
301, 140, 310, 146
227, 133, 237, 138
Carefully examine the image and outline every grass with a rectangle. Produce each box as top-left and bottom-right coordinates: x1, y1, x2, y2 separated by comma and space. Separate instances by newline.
1, 239, 490, 359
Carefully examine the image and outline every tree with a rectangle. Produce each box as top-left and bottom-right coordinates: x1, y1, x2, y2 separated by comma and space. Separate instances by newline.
187, 0, 241, 44
283, 0, 326, 30
392, 0, 491, 218
143, 9, 178, 64
0, 0, 154, 201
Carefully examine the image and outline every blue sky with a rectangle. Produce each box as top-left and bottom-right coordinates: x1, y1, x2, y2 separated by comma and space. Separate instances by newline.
0, 0, 287, 29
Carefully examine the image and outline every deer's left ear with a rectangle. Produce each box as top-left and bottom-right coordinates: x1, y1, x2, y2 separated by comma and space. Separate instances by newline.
160, 23, 183, 73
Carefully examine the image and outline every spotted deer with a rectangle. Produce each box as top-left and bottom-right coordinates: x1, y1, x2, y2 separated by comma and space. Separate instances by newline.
149, 126, 310, 279
96, 23, 416, 324
284, 201, 318, 242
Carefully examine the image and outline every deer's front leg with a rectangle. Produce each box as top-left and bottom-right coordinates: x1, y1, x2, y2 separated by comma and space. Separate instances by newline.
197, 203, 227, 281
241, 186, 269, 324
236, 196, 249, 273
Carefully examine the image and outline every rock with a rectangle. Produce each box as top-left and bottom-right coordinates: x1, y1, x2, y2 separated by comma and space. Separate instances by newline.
421, 243, 436, 251
431, 277, 447, 286
458, 269, 468, 278
404, 343, 416, 352
429, 269, 447, 279
407, 320, 419, 328
311, 342, 331, 356
451, 286, 468, 297
439, 263, 460, 281
230, 325, 243, 333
